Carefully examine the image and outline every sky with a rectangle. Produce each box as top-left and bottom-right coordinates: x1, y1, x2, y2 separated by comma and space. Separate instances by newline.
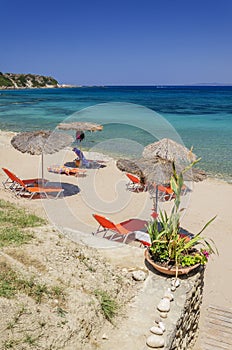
1, 0, 232, 85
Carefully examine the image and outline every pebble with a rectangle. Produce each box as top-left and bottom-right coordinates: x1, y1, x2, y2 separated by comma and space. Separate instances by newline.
171, 286, 176, 292
102, 334, 109, 340
132, 270, 147, 281
160, 312, 168, 318
122, 268, 128, 273
157, 298, 170, 312
154, 316, 162, 324
158, 322, 166, 332
171, 278, 180, 288
150, 326, 164, 335
146, 334, 165, 348
164, 290, 174, 301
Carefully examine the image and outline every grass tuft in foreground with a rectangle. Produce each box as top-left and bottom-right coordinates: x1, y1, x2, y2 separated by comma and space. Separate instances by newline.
0, 199, 46, 228
94, 289, 118, 322
0, 227, 34, 247
0, 199, 46, 247
0, 260, 65, 303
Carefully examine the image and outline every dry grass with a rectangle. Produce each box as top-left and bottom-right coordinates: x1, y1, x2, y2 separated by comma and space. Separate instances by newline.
0, 199, 138, 350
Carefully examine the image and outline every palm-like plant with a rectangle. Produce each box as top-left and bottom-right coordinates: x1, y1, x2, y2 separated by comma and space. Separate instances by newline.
147, 160, 218, 277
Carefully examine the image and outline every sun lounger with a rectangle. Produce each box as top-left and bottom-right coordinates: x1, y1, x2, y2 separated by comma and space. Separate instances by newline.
125, 173, 146, 192
156, 184, 175, 201
47, 165, 86, 177
2, 168, 47, 190
149, 182, 189, 202
17, 178, 64, 199
92, 214, 149, 244
18, 185, 63, 199
148, 183, 175, 201
72, 148, 105, 169
2, 168, 63, 199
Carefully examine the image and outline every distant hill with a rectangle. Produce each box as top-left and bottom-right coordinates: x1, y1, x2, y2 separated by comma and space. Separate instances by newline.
0, 72, 58, 89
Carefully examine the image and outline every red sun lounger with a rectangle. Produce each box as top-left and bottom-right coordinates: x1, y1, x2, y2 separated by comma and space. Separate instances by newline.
125, 173, 146, 192
92, 214, 148, 244
2, 167, 46, 190
2, 168, 63, 199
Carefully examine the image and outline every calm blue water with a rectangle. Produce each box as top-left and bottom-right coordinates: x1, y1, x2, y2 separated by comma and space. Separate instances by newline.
0, 86, 232, 182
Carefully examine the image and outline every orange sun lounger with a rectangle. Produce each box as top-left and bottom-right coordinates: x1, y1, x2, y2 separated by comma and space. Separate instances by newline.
156, 184, 175, 201
151, 183, 188, 201
47, 165, 86, 177
125, 173, 146, 192
92, 214, 149, 244
2, 168, 47, 190
2, 168, 63, 199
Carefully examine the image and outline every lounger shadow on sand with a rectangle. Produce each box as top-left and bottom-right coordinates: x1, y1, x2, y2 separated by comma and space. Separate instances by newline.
17, 182, 80, 199
47, 182, 80, 197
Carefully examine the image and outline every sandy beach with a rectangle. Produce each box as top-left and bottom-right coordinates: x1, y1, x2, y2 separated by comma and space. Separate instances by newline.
0, 130, 232, 349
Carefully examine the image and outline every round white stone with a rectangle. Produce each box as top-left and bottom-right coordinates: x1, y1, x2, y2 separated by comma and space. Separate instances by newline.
158, 322, 166, 332
164, 291, 174, 301
132, 270, 146, 281
157, 298, 170, 312
174, 279, 180, 287
171, 278, 180, 288
150, 326, 164, 335
146, 334, 165, 348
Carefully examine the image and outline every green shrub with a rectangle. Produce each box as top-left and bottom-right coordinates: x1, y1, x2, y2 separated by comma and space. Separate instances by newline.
0, 75, 14, 87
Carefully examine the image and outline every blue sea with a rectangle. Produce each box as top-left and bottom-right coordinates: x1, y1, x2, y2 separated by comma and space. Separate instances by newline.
0, 86, 232, 182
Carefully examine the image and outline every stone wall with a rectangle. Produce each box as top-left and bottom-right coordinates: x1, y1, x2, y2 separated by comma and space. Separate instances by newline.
93, 255, 205, 349
166, 267, 205, 349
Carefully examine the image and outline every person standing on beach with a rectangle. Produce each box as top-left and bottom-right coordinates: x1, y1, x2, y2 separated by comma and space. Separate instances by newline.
76, 130, 85, 144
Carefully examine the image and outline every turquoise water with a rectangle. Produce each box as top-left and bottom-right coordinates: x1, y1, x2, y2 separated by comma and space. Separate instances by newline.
0, 86, 232, 182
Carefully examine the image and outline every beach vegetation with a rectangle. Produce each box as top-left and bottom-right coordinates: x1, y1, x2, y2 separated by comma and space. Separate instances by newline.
0, 199, 46, 247
6, 305, 27, 330
78, 252, 97, 272
0, 199, 46, 228
94, 289, 118, 322
147, 160, 218, 276
23, 334, 39, 346
0, 202, 136, 348
0, 259, 66, 303
0, 227, 34, 247
56, 306, 68, 317
51, 285, 66, 299
3, 339, 19, 349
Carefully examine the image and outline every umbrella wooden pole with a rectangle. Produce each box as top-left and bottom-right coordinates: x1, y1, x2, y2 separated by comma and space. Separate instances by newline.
153, 185, 158, 213
10, 131, 74, 188
41, 152, 44, 186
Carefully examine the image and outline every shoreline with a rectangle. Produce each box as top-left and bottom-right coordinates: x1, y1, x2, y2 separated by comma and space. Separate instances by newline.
0, 129, 231, 185
0, 81, 83, 91
0, 85, 77, 91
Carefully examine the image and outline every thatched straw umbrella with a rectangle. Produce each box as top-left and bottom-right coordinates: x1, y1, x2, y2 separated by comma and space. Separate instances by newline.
116, 158, 173, 185
116, 159, 144, 180
57, 121, 103, 150
143, 138, 196, 166
116, 155, 206, 211
11, 130, 73, 182
57, 122, 103, 132
116, 157, 206, 185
